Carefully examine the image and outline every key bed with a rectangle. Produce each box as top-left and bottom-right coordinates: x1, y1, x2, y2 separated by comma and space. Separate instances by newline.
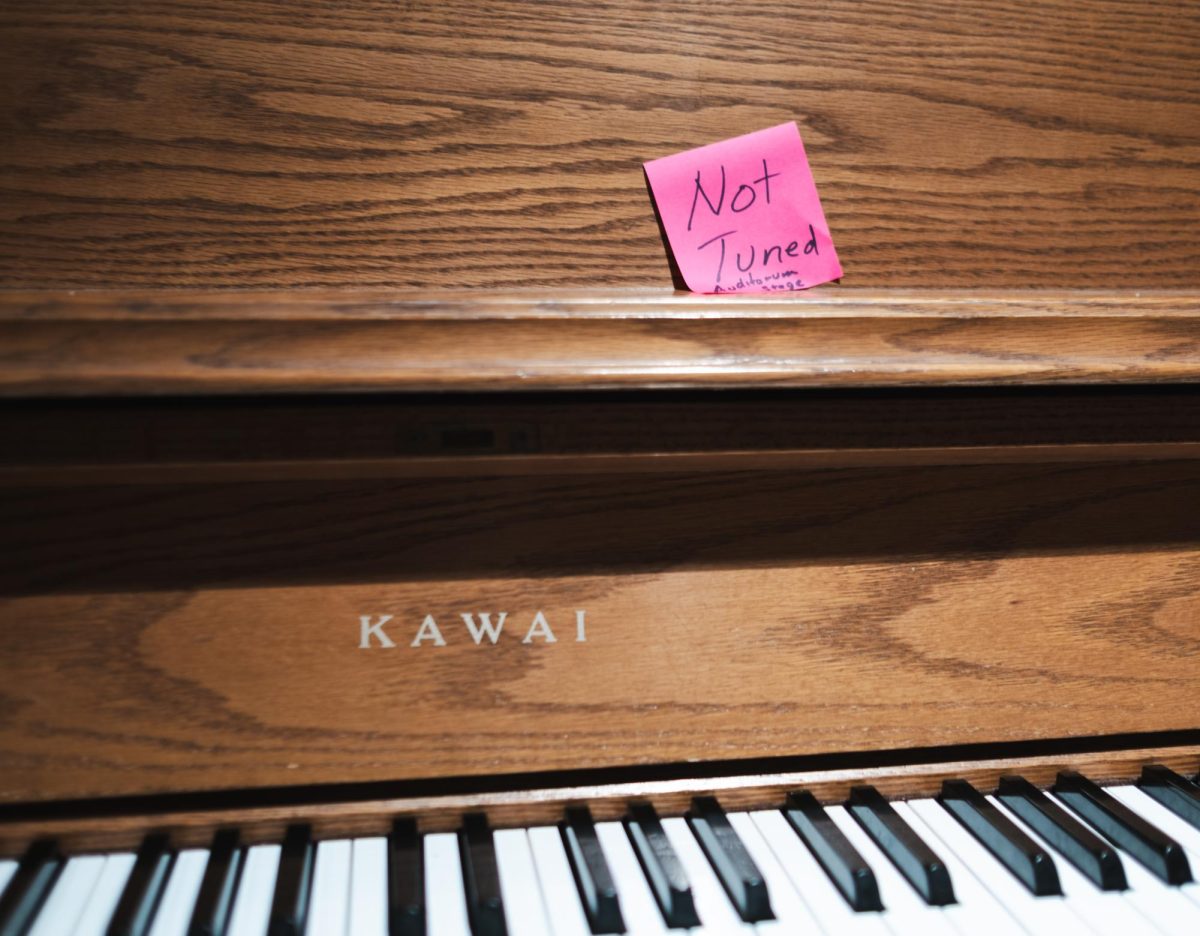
5, 759, 1200, 935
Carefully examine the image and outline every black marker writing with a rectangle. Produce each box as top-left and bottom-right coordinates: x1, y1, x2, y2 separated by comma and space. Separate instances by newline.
687, 159, 780, 231
804, 223, 818, 255
731, 159, 781, 214
757, 159, 780, 204
688, 165, 726, 231
697, 229, 737, 282
699, 222, 819, 285
731, 184, 756, 212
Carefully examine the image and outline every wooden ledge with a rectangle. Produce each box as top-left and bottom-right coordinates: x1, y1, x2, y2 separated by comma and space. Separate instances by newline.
2, 744, 1197, 855
1, 288, 1198, 395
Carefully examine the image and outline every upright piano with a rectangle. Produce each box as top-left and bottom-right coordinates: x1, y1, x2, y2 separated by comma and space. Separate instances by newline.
2, 1, 1200, 933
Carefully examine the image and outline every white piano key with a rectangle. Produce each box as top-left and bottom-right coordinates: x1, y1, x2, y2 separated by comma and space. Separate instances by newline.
660, 815, 756, 934
74, 852, 137, 936
1116, 785, 1200, 856
591, 822, 666, 936
896, 800, 1031, 936
906, 796, 1079, 936
306, 838, 351, 936
494, 828, 555, 936
348, 836, 388, 936
1109, 786, 1200, 908
26, 854, 106, 936
424, 832, 471, 936
1049, 790, 1200, 934
826, 804, 960, 936
146, 849, 210, 936
227, 843, 282, 936
527, 826, 591, 936
726, 811, 827, 935
987, 792, 1163, 936
893, 802, 1023, 936
749, 809, 890, 936
0, 859, 16, 895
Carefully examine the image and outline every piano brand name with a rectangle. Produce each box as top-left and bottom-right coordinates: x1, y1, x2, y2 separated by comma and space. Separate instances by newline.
357, 610, 588, 648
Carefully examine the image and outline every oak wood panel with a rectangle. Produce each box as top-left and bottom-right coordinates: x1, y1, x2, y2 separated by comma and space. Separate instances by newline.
1, 745, 1196, 856
0, 2, 1198, 291
3, 459, 1199, 802
2, 289, 1199, 394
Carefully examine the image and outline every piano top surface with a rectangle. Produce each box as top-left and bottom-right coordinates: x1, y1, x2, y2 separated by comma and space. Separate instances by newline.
0, 0, 1197, 295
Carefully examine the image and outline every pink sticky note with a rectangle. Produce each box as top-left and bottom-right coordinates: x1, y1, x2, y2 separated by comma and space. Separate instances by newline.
644, 123, 842, 294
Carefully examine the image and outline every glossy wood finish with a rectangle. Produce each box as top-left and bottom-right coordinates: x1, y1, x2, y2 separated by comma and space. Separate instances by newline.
2, 1, 1200, 824
0, 746, 1196, 857
3, 455, 1199, 802
1, 2, 1198, 291
2, 289, 1199, 395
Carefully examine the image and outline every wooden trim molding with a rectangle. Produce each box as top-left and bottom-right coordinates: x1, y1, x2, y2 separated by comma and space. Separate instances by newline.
1, 288, 1198, 395
5, 443, 1200, 487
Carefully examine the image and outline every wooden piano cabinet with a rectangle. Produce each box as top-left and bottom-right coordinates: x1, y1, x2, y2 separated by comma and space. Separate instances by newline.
1, 0, 1199, 840
3, 397, 1200, 802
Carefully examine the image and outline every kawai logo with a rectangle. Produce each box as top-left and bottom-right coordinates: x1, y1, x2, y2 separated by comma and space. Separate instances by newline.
357, 610, 588, 648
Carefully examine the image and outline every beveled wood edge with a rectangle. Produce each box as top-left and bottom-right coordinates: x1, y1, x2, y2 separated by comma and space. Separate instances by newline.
2, 745, 1195, 856
2, 288, 1199, 395
3, 288, 1199, 320
5, 442, 1200, 486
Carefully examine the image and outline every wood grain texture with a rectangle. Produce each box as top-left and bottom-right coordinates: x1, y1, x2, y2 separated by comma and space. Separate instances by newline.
3, 459, 1199, 802
0, 1, 1198, 290
2, 288, 1199, 394
3, 0, 1199, 831
1, 745, 1197, 856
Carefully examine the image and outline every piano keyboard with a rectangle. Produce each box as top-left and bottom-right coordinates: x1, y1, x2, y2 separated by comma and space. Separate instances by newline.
4, 768, 1200, 936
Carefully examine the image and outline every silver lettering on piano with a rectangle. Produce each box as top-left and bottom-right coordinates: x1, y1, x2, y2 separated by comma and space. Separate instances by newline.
522, 611, 556, 644
410, 614, 447, 647
358, 614, 396, 649
357, 611, 589, 648
462, 612, 507, 644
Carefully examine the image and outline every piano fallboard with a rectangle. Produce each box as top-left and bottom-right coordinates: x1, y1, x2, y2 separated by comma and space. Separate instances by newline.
3, 379, 1199, 803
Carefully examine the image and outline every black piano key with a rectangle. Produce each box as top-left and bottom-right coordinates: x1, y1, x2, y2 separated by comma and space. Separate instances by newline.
783, 790, 883, 912
1054, 770, 1193, 885
267, 824, 315, 936
1140, 765, 1200, 832
561, 806, 625, 934
939, 779, 1061, 896
388, 818, 425, 936
459, 814, 506, 936
106, 833, 175, 936
847, 785, 956, 906
624, 802, 700, 928
996, 775, 1127, 891
686, 796, 774, 922
187, 829, 243, 936
0, 839, 63, 936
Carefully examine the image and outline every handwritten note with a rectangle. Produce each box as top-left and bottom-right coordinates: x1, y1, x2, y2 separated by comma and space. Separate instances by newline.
644, 123, 842, 294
